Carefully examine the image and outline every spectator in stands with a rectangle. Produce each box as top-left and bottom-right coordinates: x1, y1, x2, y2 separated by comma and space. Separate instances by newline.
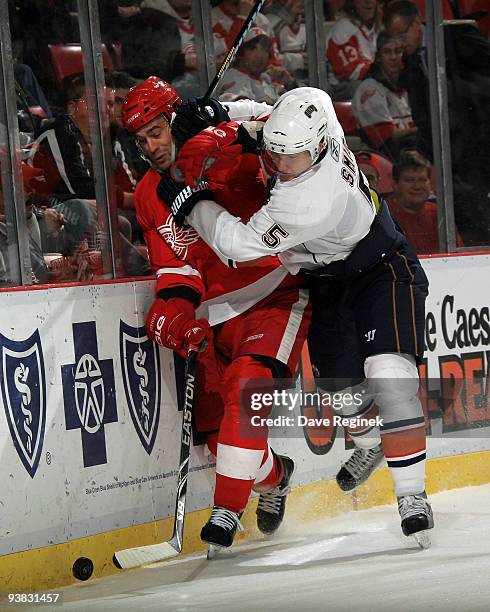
326, 0, 382, 100
107, 70, 148, 243
212, 0, 275, 63
355, 150, 380, 191
218, 27, 295, 104
0, 161, 96, 284
0, 162, 49, 283
387, 150, 463, 254
30, 74, 149, 276
384, 0, 490, 246
108, 71, 148, 200
352, 31, 416, 160
100, 0, 196, 90
35, 74, 112, 204
142, 0, 201, 97
14, 64, 52, 118
265, 0, 307, 83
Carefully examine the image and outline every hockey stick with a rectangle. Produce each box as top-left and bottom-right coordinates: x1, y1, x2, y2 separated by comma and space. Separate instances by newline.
170, 0, 266, 182
113, 346, 199, 569
202, 0, 267, 103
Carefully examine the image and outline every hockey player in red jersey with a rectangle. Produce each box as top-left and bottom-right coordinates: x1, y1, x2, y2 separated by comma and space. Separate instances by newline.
121, 77, 311, 553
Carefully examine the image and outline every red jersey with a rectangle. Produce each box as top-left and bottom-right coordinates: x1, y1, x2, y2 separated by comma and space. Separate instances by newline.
388, 198, 463, 254
135, 156, 293, 326
326, 18, 378, 81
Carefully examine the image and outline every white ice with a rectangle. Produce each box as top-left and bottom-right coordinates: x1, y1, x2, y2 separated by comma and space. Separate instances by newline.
26, 484, 490, 612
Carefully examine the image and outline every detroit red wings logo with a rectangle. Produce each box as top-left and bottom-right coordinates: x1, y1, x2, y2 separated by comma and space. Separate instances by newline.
157, 216, 200, 258
360, 88, 376, 104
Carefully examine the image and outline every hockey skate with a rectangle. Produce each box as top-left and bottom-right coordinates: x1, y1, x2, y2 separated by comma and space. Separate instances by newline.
336, 443, 384, 492
256, 455, 295, 535
398, 492, 434, 549
201, 506, 244, 559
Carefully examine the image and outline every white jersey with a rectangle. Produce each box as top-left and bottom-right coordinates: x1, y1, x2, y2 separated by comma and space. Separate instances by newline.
218, 68, 280, 104
211, 5, 273, 63
352, 78, 414, 131
267, 14, 306, 74
224, 99, 272, 122
188, 99, 376, 275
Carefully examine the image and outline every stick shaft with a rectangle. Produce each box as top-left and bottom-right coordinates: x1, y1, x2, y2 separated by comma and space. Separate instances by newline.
202, 0, 267, 103
113, 348, 198, 569
170, 348, 198, 549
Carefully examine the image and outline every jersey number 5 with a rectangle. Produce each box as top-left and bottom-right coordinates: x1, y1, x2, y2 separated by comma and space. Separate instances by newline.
262, 223, 289, 248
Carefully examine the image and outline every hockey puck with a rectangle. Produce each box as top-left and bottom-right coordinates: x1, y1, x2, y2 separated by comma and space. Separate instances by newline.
72, 557, 94, 581
112, 554, 122, 569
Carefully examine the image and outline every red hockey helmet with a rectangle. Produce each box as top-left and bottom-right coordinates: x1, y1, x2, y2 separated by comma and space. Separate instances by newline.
122, 76, 182, 133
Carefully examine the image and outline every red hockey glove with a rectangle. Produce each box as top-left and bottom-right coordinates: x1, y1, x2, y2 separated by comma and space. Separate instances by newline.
146, 297, 211, 357
176, 122, 243, 187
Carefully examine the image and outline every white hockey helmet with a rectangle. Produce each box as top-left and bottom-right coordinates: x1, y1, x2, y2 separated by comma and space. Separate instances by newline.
263, 87, 332, 165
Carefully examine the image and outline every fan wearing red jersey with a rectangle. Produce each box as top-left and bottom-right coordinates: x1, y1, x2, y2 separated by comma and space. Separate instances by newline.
121, 77, 311, 552
326, 0, 382, 98
387, 150, 464, 254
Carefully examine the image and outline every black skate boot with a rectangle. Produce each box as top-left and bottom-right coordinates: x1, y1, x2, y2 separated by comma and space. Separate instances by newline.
201, 506, 244, 558
398, 492, 434, 549
336, 443, 384, 492
256, 454, 295, 535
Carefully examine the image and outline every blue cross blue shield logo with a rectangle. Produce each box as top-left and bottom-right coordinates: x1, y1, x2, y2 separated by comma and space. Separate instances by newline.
0, 330, 46, 478
120, 321, 160, 455
62, 321, 117, 467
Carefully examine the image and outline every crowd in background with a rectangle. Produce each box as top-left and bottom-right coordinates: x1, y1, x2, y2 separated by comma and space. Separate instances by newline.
2, 0, 490, 286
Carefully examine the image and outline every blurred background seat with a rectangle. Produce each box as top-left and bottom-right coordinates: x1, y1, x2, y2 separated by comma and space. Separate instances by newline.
333, 100, 357, 134
373, 152, 393, 196
48, 43, 113, 83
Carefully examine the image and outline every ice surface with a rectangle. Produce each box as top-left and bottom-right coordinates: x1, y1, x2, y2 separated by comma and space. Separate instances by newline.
21, 484, 490, 612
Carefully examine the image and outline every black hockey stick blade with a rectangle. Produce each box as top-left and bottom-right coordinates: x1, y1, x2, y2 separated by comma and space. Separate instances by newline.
113, 348, 198, 569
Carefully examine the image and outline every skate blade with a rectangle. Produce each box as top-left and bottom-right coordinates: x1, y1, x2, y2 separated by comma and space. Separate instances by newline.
206, 544, 225, 560
411, 530, 431, 549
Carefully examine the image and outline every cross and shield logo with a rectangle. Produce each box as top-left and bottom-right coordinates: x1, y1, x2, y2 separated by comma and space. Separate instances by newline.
0, 330, 46, 478
62, 321, 117, 468
119, 321, 160, 455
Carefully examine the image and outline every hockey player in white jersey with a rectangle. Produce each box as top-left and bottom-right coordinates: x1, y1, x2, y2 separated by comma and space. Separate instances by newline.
160, 87, 433, 545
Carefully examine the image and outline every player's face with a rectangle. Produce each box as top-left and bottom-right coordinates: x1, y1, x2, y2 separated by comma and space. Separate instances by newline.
353, 0, 377, 25
378, 41, 404, 77
264, 149, 313, 181
395, 168, 430, 208
134, 116, 173, 169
